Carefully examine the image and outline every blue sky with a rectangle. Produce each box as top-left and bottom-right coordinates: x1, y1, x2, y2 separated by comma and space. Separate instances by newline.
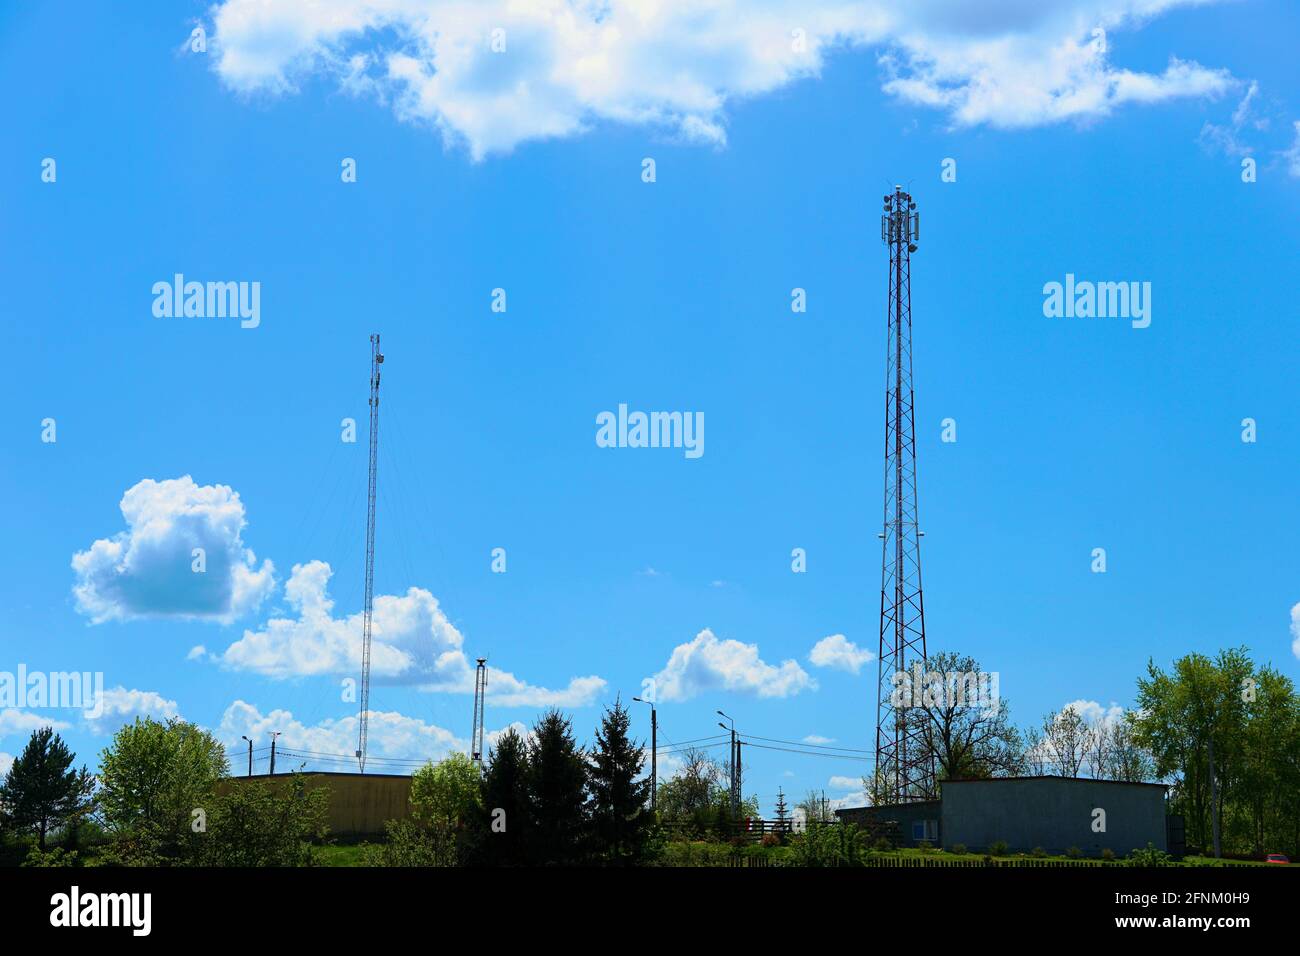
2, 1, 1298, 814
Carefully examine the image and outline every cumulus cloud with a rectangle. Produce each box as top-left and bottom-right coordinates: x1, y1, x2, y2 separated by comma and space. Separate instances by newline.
809, 634, 875, 674
648, 628, 815, 702
219, 699, 464, 767
0, 708, 70, 736
1290, 602, 1300, 659
828, 775, 861, 789
207, 0, 1235, 158
83, 686, 181, 736
1065, 698, 1125, 727
219, 560, 606, 707
803, 734, 836, 745
0, 753, 12, 776
72, 476, 274, 624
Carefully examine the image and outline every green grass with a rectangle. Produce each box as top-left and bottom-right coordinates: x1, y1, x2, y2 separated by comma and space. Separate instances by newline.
313, 842, 373, 866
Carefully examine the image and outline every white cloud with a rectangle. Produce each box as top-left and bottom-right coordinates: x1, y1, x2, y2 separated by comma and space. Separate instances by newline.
0, 709, 70, 736
1282, 123, 1300, 179
649, 628, 815, 702
72, 476, 274, 624
83, 686, 181, 736
187, 645, 208, 661
0, 753, 12, 776
208, 0, 1235, 159
809, 634, 874, 674
1065, 698, 1124, 727
1199, 79, 1265, 158
219, 699, 464, 768
828, 774, 861, 789
802, 734, 836, 745
1290, 602, 1300, 659
219, 560, 606, 707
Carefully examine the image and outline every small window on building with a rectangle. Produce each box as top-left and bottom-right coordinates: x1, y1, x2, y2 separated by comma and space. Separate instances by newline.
912, 820, 938, 841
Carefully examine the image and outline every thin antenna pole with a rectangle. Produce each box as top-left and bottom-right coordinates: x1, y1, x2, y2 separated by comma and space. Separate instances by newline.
357, 334, 384, 772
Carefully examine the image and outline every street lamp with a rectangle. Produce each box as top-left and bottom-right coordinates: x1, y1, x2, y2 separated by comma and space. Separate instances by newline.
632, 696, 658, 813
240, 735, 253, 777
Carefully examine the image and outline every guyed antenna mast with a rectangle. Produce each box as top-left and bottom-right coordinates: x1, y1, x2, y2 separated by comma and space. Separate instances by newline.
357, 334, 384, 772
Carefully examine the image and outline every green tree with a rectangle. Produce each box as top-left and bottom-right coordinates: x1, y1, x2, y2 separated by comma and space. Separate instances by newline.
656, 747, 721, 834
97, 717, 228, 862
586, 699, 653, 865
0, 727, 95, 849
905, 651, 1024, 787
411, 753, 483, 830
407, 752, 484, 866
481, 727, 530, 865
1133, 649, 1250, 858
526, 709, 589, 865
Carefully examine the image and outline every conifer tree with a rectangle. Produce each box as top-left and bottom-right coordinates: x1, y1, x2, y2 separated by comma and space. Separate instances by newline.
526, 710, 589, 865
0, 727, 95, 849
482, 727, 531, 865
587, 699, 653, 864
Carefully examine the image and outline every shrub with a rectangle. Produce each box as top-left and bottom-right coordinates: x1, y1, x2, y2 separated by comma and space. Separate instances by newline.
989, 840, 1009, 857
361, 819, 455, 867
23, 845, 78, 867
916, 839, 932, 851
1030, 846, 1047, 858
761, 832, 780, 848
872, 836, 893, 853
1101, 848, 1116, 862
200, 775, 330, 867
1066, 846, 1083, 859
1127, 843, 1173, 867
949, 843, 968, 855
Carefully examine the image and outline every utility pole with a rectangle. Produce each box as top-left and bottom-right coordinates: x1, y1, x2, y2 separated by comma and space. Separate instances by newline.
241, 735, 253, 777
633, 696, 657, 813
874, 185, 933, 804
269, 731, 281, 776
471, 658, 488, 770
717, 710, 737, 820
356, 333, 384, 772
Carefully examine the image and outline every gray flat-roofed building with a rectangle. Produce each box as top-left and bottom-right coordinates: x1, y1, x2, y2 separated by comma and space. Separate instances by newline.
836, 776, 1169, 856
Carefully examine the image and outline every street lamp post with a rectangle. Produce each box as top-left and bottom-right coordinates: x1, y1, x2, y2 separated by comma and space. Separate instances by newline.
632, 696, 657, 813
717, 710, 738, 820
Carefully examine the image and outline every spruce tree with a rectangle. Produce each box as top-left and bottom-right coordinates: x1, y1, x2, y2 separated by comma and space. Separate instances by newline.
481, 727, 531, 865
775, 788, 789, 829
587, 699, 653, 865
0, 727, 95, 849
526, 710, 589, 865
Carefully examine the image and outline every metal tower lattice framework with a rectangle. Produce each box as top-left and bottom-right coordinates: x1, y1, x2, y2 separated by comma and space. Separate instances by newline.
874, 187, 934, 804
471, 658, 488, 768
356, 333, 384, 772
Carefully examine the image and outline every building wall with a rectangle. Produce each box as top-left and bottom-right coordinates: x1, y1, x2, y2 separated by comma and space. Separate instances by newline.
941, 777, 1167, 856
836, 800, 942, 847
218, 772, 413, 837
